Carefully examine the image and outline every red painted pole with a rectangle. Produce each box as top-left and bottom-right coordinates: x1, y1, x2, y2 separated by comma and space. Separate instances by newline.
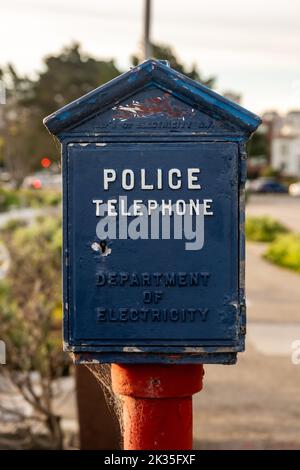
111, 363, 204, 450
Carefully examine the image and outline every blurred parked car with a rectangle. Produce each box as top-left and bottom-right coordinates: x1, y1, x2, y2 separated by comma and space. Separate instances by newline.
22, 173, 62, 190
289, 182, 300, 197
248, 178, 288, 194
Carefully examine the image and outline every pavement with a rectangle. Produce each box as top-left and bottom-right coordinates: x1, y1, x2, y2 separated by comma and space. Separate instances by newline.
193, 344, 300, 450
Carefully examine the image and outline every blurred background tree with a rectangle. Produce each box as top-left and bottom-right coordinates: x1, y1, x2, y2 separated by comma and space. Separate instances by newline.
247, 130, 268, 158
0, 216, 68, 449
132, 42, 215, 87
1, 65, 37, 187
0, 44, 121, 186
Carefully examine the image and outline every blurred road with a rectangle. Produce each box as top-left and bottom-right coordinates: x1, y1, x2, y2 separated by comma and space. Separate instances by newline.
0, 208, 42, 228
0, 207, 59, 229
194, 194, 300, 450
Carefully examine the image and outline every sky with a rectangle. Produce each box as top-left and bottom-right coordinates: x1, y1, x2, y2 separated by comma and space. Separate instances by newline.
1, 0, 300, 114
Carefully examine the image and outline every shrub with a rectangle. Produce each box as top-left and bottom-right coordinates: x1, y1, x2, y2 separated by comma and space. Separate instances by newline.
20, 189, 61, 208
0, 215, 69, 448
0, 187, 20, 211
0, 187, 61, 212
246, 216, 289, 242
264, 233, 300, 273
259, 166, 281, 179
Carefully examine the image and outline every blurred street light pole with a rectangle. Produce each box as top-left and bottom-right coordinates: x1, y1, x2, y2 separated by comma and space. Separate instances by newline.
143, 0, 152, 60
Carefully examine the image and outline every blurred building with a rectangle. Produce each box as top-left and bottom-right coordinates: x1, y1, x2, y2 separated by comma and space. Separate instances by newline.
269, 110, 300, 177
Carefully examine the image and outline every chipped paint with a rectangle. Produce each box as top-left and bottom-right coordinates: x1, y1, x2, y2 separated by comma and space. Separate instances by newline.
112, 93, 196, 120
123, 347, 143, 353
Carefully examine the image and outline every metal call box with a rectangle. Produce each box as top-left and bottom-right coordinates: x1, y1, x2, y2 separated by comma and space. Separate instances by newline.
44, 60, 261, 364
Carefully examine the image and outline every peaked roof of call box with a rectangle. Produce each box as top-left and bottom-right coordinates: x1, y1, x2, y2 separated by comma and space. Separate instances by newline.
43, 59, 261, 137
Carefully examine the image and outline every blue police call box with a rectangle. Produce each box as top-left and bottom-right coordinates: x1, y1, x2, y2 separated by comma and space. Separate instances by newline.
44, 60, 261, 364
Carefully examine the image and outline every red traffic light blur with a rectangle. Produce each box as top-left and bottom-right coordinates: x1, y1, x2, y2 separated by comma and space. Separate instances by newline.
41, 157, 51, 168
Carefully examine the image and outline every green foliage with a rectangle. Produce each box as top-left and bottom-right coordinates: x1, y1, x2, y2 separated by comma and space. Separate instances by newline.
21, 189, 61, 208
29, 43, 121, 117
246, 216, 289, 242
0, 186, 20, 210
0, 215, 67, 447
0, 187, 61, 212
264, 233, 300, 273
131, 42, 215, 88
1, 218, 28, 232
1, 43, 122, 184
247, 130, 268, 158
0, 216, 64, 368
259, 166, 281, 178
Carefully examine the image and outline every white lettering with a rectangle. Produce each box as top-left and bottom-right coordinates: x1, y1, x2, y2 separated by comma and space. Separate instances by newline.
169, 169, 181, 190
157, 169, 163, 189
148, 200, 159, 214
93, 199, 103, 216
107, 199, 117, 216
122, 169, 134, 190
133, 200, 144, 216
188, 168, 201, 189
141, 169, 154, 190
103, 169, 116, 190
204, 199, 213, 215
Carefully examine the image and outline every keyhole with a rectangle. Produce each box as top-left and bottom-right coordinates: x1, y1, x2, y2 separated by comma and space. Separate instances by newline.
100, 240, 107, 253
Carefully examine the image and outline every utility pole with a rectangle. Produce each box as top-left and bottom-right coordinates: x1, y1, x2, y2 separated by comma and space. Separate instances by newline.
143, 0, 152, 60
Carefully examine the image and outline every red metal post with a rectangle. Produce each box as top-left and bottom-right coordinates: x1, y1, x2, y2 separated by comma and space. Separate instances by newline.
111, 363, 204, 450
